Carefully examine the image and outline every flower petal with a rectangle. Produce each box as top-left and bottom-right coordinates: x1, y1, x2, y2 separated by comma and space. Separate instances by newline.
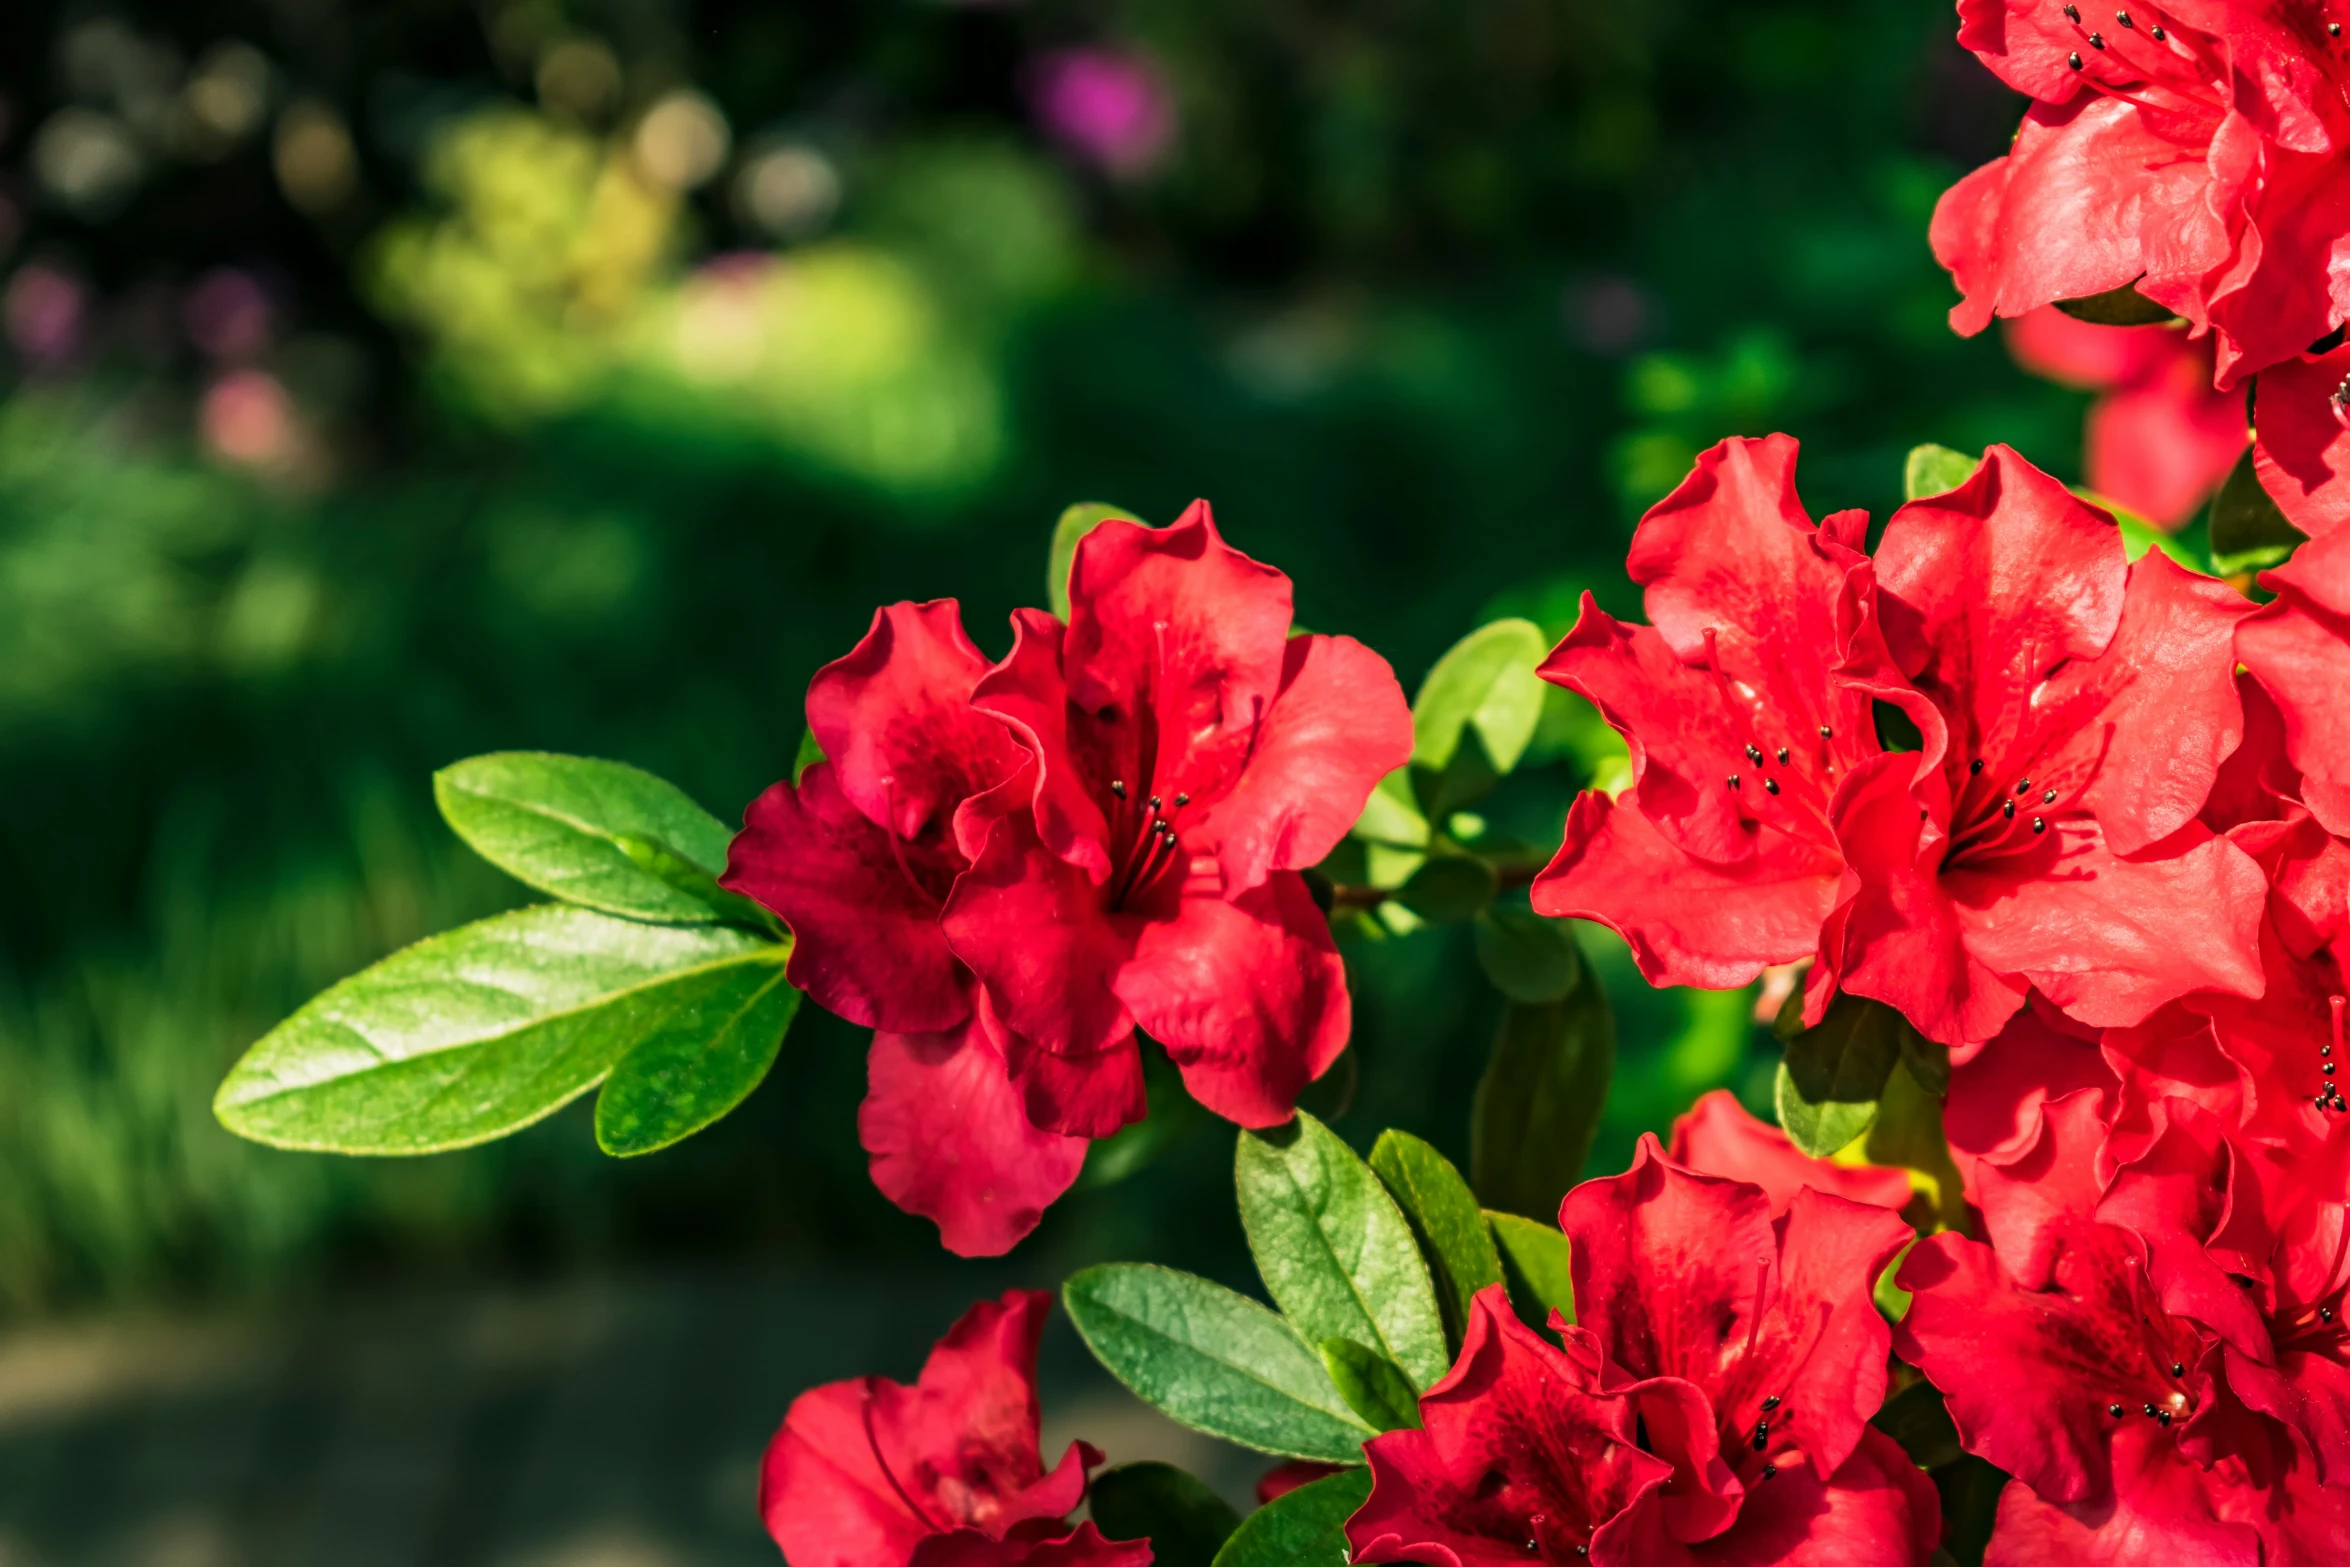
726, 762, 970, 1034
1114, 872, 1348, 1128
1681, 1426, 1941, 1567
810, 600, 1025, 843
2252, 344, 2350, 539
1980, 1422, 2260, 1567
943, 805, 1135, 1062
861, 1016, 1090, 1259
2242, 526, 2350, 837
1667, 1089, 1915, 1216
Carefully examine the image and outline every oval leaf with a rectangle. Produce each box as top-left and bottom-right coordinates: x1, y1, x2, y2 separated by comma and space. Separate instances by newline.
1061, 1264, 1373, 1463
1368, 1129, 1503, 1352
1047, 501, 1142, 619
1903, 443, 1980, 502
1236, 1115, 1450, 1390
2052, 281, 2179, 326
433, 752, 753, 925
1318, 1338, 1422, 1433
1409, 618, 1549, 816
1471, 986, 1615, 1222
215, 905, 770, 1154
2209, 444, 2302, 576
1487, 1210, 1577, 1328
1393, 853, 1497, 924
594, 946, 800, 1155
1088, 1462, 1241, 1567
1472, 904, 1584, 1004
1774, 991, 1905, 1157
1210, 1468, 1373, 1567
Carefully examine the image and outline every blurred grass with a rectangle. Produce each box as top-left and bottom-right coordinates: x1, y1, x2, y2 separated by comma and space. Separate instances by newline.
0, 0, 2099, 1314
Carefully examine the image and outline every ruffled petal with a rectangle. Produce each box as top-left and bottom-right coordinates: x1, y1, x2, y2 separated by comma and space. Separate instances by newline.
1681, 1426, 1941, 1567
2252, 344, 2350, 539
2242, 526, 2350, 836
1533, 789, 1840, 994
1114, 872, 1348, 1128
1981, 1422, 2260, 1567
943, 806, 1134, 1062
1666, 1090, 1915, 1216
861, 1016, 1090, 1258
726, 762, 970, 1034
809, 600, 1025, 843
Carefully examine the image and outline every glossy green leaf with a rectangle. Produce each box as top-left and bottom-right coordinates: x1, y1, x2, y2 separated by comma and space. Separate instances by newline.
593, 947, 800, 1155
1237, 1114, 1450, 1390
215, 905, 772, 1153
1369, 1129, 1503, 1351
1393, 851, 1496, 923
2053, 282, 2179, 326
433, 752, 758, 926
2208, 444, 2302, 576
1471, 983, 1615, 1221
1774, 991, 1906, 1157
1409, 618, 1550, 816
1487, 1210, 1576, 1326
1088, 1462, 1240, 1567
1210, 1468, 1373, 1567
1866, 1053, 1970, 1233
1061, 1264, 1374, 1462
1471, 903, 1583, 1003
1318, 1338, 1422, 1432
1047, 501, 1143, 619
1903, 443, 1979, 502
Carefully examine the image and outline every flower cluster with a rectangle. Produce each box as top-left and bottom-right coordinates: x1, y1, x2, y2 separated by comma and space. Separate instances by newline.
723, 502, 1412, 1255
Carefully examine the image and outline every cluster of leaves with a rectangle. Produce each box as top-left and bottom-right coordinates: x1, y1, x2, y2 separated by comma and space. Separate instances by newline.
1066, 1117, 1572, 1565
214, 753, 799, 1160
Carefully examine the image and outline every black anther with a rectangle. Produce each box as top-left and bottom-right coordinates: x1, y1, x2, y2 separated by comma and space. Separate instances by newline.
1761, 1395, 1782, 1410
1969, 759, 1984, 774
1746, 744, 1764, 763
2016, 779, 2032, 794
2070, 49, 2085, 65
2089, 30, 2106, 46
2063, 3, 2080, 17
2156, 1409, 2172, 1426
2323, 1306, 2337, 1323
2151, 23, 2167, 38
1729, 775, 1741, 789
1760, 1464, 1777, 1480
2032, 817, 2047, 834
2108, 1403, 2124, 1417
1776, 747, 1790, 764
1818, 725, 1833, 738
1174, 792, 1189, 806
2003, 800, 2016, 819
1765, 779, 1781, 795
1148, 795, 1162, 811
2170, 1362, 2184, 1376
2117, 10, 2133, 24
1110, 779, 1127, 798
2144, 1402, 2159, 1417
2043, 789, 2057, 803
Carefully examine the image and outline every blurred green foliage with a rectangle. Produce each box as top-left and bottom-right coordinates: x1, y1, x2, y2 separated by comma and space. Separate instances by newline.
0, 0, 2089, 1312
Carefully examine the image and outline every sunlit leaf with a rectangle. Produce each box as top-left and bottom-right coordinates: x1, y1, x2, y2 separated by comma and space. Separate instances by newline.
1369, 1129, 1503, 1351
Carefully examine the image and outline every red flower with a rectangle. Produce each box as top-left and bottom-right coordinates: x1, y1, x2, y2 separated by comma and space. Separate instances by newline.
2252, 345, 2350, 538
1666, 1089, 1916, 1216
1344, 1285, 1685, 1566
944, 502, 1411, 1130
1896, 1095, 2350, 1565
1933, 0, 2350, 387
1532, 434, 1916, 1000
725, 603, 1089, 1257
760, 1290, 1149, 1567
2239, 523, 2350, 842
1537, 437, 2264, 1049
2003, 306, 2246, 527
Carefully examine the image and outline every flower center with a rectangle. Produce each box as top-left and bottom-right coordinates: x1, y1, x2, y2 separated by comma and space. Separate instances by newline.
1103, 777, 1193, 910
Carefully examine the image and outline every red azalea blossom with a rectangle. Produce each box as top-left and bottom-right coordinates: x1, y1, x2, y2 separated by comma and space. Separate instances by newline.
1346, 1142, 1939, 1565
2253, 344, 2350, 537
1933, 0, 2350, 386
1897, 1094, 2350, 1565
945, 502, 1412, 1130
2239, 521, 2350, 842
2003, 306, 2246, 526
725, 506, 1409, 1254
760, 1290, 1149, 1567
724, 602, 1089, 1258
1667, 1089, 1916, 1215
1536, 436, 2264, 1049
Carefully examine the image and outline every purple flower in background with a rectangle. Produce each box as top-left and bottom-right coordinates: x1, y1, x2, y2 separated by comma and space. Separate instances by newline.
183, 268, 277, 362
4, 264, 87, 366
1030, 48, 1174, 178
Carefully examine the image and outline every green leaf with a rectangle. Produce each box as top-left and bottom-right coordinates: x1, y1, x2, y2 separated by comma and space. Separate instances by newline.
1088, 1463, 1241, 1567
1903, 443, 1980, 502
1934, 1456, 2010, 1567
1393, 851, 1497, 923
1210, 1468, 1374, 1567
1318, 1338, 1422, 1432
593, 947, 800, 1155
1047, 501, 1143, 619
1472, 904, 1584, 1003
2052, 281, 2179, 326
792, 727, 825, 785
1487, 1209, 1576, 1327
1236, 1114, 1450, 1390
1061, 1264, 1374, 1462
1773, 991, 1906, 1157
1369, 1130, 1504, 1351
215, 906, 774, 1154
1874, 1378, 1964, 1472
1409, 618, 1551, 816
1866, 1053, 1970, 1233
2208, 444, 2302, 576
1471, 983, 1615, 1221
1079, 1048, 1211, 1189
433, 752, 763, 927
